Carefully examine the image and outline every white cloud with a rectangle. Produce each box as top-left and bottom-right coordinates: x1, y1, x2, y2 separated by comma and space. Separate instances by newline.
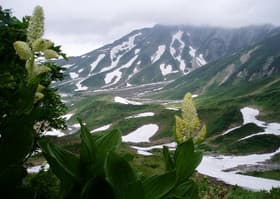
2, 0, 280, 56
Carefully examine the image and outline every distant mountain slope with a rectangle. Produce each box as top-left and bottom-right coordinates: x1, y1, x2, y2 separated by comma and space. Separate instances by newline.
158, 33, 280, 100
55, 24, 278, 93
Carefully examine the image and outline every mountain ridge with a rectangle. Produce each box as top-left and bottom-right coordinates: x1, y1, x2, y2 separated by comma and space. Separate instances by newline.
55, 24, 279, 93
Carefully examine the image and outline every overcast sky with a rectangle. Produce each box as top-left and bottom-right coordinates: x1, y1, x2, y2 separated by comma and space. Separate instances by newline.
2, 0, 280, 56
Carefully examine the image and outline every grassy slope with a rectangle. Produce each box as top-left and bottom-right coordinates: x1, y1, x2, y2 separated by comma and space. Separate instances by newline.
65, 94, 178, 143
241, 170, 280, 181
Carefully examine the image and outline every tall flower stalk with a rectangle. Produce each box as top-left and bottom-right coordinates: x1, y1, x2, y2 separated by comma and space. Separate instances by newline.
175, 93, 206, 144
13, 5, 59, 102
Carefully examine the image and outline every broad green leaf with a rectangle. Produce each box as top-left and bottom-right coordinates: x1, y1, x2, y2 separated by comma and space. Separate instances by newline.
105, 152, 143, 199
38, 139, 80, 183
163, 146, 175, 171
95, 129, 121, 154
171, 180, 199, 199
143, 171, 176, 199
174, 139, 202, 182
81, 177, 115, 199
79, 119, 97, 167
94, 129, 122, 175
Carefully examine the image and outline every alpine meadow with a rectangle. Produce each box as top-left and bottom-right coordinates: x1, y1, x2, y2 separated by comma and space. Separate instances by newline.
1, 1, 280, 199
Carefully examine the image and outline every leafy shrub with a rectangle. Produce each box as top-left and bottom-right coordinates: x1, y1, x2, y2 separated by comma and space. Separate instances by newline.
0, 6, 66, 196
39, 120, 203, 199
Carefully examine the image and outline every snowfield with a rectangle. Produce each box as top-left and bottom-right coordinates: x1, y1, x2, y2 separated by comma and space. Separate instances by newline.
223, 107, 280, 140
151, 45, 166, 64
114, 96, 143, 105
198, 106, 280, 191
75, 78, 88, 91
27, 163, 49, 173
69, 72, 79, 79
44, 129, 65, 137
122, 124, 159, 143
104, 55, 138, 85
91, 124, 112, 133
159, 64, 178, 76
90, 54, 105, 73
197, 148, 280, 191
131, 142, 176, 156
101, 33, 141, 73
170, 30, 186, 72
61, 113, 73, 121
126, 112, 155, 119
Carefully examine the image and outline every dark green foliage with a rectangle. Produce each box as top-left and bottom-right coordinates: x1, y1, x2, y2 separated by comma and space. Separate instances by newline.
163, 146, 175, 171
143, 171, 176, 199
40, 121, 202, 198
24, 171, 60, 199
0, 7, 66, 196
105, 152, 144, 199
175, 140, 202, 182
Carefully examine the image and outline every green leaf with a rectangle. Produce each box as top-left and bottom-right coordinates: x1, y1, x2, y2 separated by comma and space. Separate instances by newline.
81, 177, 115, 199
143, 171, 176, 199
163, 146, 175, 171
171, 180, 199, 199
94, 129, 122, 175
174, 139, 202, 182
38, 139, 80, 183
95, 129, 122, 154
105, 152, 144, 199
79, 119, 97, 167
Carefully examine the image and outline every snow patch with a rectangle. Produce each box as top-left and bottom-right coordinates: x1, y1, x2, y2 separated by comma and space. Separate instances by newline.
91, 124, 112, 133
189, 46, 207, 67
44, 129, 65, 137
189, 46, 196, 57
128, 61, 141, 80
134, 49, 140, 54
159, 64, 178, 76
59, 93, 69, 97
114, 96, 142, 105
126, 112, 155, 119
27, 163, 49, 173
197, 148, 280, 191
237, 107, 280, 140
165, 107, 179, 111
78, 68, 84, 73
241, 107, 266, 127
192, 94, 199, 98
101, 33, 141, 73
222, 125, 242, 135
75, 79, 88, 91
170, 30, 186, 72
69, 72, 79, 79
151, 45, 166, 64
90, 54, 106, 73
104, 55, 138, 85
61, 113, 73, 121
197, 54, 207, 65
62, 64, 74, 69
132, 142, 177, 156
122, 124, 159, 143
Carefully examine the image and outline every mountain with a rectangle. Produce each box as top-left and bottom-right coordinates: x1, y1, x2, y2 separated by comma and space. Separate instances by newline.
55, 24, 279, 93
157, 32, 280, 101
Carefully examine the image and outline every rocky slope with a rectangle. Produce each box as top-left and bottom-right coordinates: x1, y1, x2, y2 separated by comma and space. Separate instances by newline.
55, 24, 279, 93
